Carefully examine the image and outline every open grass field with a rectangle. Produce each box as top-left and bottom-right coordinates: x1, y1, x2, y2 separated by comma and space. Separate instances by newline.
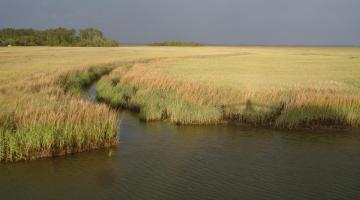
96, 46, 360, 128
0, 46, 234, 83
1, 46, 360, 161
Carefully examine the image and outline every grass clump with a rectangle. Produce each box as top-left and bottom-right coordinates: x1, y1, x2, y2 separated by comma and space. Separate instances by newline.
168, 101, 222, 125
274, 94, 360, 129
0, 101, 117, 162
59, 64, 115, 94
96, 78, 137, 108
96, 77, 223, 124
275, 105, 347, 129
0, 65, 118, 162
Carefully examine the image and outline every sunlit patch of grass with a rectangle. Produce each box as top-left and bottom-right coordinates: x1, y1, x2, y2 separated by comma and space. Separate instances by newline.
96, 47, 360, 128
96, 78, 223, 124
0, 100, 118, 162
0, 65, 118, 162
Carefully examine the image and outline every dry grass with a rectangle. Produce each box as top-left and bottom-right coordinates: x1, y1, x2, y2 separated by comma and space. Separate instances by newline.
96, 47, 360, 128
0, 46, 237, 84
1, 46, 359, 162
0, 64, 118, 162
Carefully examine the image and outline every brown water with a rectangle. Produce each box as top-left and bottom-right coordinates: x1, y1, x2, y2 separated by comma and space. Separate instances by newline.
1, 84, 360, 199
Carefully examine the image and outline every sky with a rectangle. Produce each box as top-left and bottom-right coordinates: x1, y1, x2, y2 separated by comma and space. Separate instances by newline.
1, 0, 360, 45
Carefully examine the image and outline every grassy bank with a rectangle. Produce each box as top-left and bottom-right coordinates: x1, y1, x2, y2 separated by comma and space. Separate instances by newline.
0, 64, 118, 162
96, 47, 360, 129
96, 77, 223, 124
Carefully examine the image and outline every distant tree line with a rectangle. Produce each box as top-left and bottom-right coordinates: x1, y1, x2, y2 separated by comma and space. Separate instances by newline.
150, 40, 202, 47
0, 27, 119, 47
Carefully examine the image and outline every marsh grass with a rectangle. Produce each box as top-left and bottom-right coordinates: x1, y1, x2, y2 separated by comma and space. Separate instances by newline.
1, 46, 271, 162
0, 100, 117, 162
0, 65, 118, 162
1, 46, 360, 161
96, 77, 224, 124
96, 48, 360, 129
59, 64, 115, 94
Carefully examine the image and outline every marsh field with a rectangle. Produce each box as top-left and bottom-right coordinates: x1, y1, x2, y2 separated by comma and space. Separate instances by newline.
0, 46, 360, 162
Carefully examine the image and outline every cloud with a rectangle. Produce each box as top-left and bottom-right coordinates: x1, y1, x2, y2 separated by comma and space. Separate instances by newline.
0, 0, 359, 45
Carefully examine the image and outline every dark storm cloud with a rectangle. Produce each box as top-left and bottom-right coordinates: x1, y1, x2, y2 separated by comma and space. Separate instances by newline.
1, 0, 359, 45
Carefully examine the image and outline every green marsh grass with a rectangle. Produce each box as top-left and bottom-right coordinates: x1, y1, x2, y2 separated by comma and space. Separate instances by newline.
0, 65, 118, 162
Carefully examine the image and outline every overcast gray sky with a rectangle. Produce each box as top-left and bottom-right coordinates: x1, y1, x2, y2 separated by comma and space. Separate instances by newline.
1, 0, 359, 45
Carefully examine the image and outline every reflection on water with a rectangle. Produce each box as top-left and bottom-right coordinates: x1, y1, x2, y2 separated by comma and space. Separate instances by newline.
1, 112, 360, 200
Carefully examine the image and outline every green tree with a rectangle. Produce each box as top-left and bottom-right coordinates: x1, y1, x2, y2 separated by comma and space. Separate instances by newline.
45, 27, 77, 46
0, 27, 118, 47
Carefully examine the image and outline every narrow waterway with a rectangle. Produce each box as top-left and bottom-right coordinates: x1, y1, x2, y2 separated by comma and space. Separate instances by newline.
1, 84, 360, 200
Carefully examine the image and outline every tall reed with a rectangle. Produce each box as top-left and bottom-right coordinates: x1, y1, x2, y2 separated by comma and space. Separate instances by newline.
0, 64, 118, 162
